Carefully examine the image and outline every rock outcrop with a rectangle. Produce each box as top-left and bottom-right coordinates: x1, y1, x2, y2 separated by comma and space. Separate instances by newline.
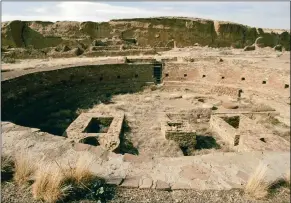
1, 17, 290, 59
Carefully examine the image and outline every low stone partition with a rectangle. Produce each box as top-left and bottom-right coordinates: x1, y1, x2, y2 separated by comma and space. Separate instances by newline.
125, 58, 157, 63
83, 49, 157, 57
210, 115, 239, 147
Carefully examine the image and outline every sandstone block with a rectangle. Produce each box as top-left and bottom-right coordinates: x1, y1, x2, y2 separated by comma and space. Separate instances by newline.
171, 182, 191, 190
106, 177, 123, 185
139, 177, 153, 189
121, 176, 140, 188
155, 180, 171, 190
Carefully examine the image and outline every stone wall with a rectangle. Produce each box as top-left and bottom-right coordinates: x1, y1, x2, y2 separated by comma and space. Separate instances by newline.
163, 62, 290, 97
1, 63, 155, 135
210, 115, 238, 146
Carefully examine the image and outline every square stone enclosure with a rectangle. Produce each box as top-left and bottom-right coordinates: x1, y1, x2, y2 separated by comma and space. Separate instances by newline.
209, 113, 290, 151
161, 113, 197, 150
65, 112, 124, 151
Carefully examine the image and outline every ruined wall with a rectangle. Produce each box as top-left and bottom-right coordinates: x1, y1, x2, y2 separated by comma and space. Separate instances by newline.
210, 114, 290, 152
210, 115, 238, 146
1, 63, 155, 135
2, 17, 290, 51
163, 62, 290, 97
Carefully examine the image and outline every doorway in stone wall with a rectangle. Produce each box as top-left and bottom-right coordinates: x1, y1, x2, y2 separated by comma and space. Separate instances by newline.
153, 63, 162, 84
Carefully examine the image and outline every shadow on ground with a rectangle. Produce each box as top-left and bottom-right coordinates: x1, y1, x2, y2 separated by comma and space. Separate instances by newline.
119, 121, 139, 155
195, 135, 220, 150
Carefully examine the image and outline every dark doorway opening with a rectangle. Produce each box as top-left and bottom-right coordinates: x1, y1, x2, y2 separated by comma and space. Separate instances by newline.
153, 63, 162, 84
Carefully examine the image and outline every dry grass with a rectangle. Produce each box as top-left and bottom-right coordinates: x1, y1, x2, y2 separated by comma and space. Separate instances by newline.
13, 150, 36, 185
32, 152, 98, 203
67, 152, 96, 183
32, 163, 71, 203
1, 154, 14, 173
1, 154, 14, 181
244, 163, 270, 199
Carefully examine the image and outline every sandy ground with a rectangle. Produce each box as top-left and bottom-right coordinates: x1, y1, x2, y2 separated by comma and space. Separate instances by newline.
2, 182, 290, 203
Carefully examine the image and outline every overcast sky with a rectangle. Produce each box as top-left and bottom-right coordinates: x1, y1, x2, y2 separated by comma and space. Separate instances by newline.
2, 1, 290, 29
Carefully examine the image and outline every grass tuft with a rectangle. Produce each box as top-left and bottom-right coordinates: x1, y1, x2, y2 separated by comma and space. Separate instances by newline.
32, 152, 106, 203
245, 163, 270, 199
13, 150, 36, 185
32, 163, 71, 203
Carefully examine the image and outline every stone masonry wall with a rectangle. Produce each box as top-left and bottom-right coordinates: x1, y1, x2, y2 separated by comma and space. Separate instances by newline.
163, 62, 290, 97
210, 115, 238, 146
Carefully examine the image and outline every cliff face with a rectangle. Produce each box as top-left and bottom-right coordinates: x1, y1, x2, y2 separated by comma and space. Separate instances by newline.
1, 17, 290, 52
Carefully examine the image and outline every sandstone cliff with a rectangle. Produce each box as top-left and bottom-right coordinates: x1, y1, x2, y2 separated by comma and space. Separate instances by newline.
1, 17, 290, 59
